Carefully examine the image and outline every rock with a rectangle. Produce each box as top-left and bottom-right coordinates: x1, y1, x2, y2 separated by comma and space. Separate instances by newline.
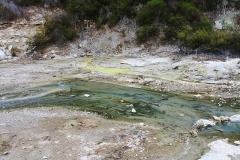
230, 115, 240, 122
213, 115, 229, 123
32, 51, 39, 60
83, 94, 90, 97
220, 116, 229, 122
78, 43, 83, 48
199, 139, 240, 160
132, 108, 136, 113
192, 119, 215, 131
0, 49, 6, 60
189, 129, 198, 137
213, 115, 221, 122
8, 45, 13, 51
179, 114, 184, 117
234, 141, 240, 146
3, 151, 9, 155
193, 94, 203, 98
43, 54, 48, 59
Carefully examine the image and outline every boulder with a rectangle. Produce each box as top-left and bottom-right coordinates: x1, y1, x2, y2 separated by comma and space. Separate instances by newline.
230, 115, 240, 123
0, 49, 6, 60
200, 139, 240, 160
192, 119, 215, 131
213, 115, 229, 123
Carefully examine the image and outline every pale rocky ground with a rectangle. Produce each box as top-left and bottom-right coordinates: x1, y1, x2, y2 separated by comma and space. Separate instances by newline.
1, 6, 240, 160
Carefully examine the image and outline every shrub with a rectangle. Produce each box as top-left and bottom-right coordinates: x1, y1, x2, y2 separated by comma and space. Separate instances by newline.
136, 8, 155, 26
31, 30, 50, 48
179, 1, 202, 23
31, 14, 76, 49
147, 0, 165, 7
136, 25, 158, 42
17, 0, 41, 6
195, 19, 212, 31
0, 5, 16, 21
147, 0, 167, 12
109, 0, 135, 27
163, 15, 186, 41
186, 29, 210, 49
209, 31, 230, 50
230, 33, 240, 53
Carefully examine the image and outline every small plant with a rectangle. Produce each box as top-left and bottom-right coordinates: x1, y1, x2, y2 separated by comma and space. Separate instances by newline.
31, 14, 76, 49
136, 25, 158, 42
121, 29, 126, 37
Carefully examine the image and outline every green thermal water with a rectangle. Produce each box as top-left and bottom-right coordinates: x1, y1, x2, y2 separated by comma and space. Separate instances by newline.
0, 79, 240, 140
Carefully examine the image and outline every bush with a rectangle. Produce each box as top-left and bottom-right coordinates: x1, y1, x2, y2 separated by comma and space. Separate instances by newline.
136, 8, 155, 26
230, 33, 240, 53
30, 30, 50, 48
186, 29, 210, 49
31, 14, 76, 49
163, 15, 186, 41
0, 5, 16, 21
147, 0, 165, 7
136, 25, 158, 42
17, 0, 41, 6
195, 19, 212, 31
109, 0, 135, 27
179, 1, 202, 23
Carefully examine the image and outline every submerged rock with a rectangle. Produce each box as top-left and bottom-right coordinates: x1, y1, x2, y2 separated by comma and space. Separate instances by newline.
83, 94, 90, 97
230, 115, 240, 122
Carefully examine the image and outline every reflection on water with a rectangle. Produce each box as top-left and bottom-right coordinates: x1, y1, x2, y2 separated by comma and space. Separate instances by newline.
0, 78, 240, 139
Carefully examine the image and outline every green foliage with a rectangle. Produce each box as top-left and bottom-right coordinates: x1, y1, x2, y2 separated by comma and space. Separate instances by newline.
5, 0, 239, 53
179, 1, 202, 23
0, 5, 16, 21
229, 33, 240, 53
31, 14, 76, 49
136, 25, 158, 42
186, 29, 210, 49
179, 1, 201, 13
136, 8, 155, 26
163, 15, 186, 41
195, 19, 212, 31
147, 0, 166, 7
17, 0, 41, 6
209, 31, 230, 49
109, 0, 135, 27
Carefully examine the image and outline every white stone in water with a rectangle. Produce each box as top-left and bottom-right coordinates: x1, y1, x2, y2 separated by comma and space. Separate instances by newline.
230, 115, 240, 123
192, 119, 215, 130
213, 115, 221, 122
83, 94, 90, 97
132, 108, 136, 113
193, 94, 203, 98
